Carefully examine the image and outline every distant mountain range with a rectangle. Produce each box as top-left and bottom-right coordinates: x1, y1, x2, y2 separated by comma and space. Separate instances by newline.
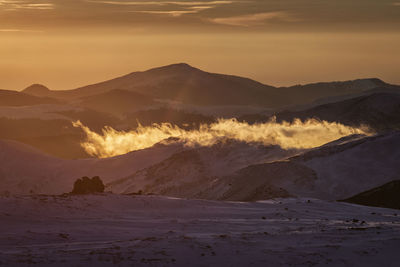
20, 63, 399, 108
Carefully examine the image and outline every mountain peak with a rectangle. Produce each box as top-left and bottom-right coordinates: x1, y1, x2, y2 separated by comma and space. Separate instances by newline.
163, 63, 194, 69
23, 83, 50, 93
146, 63, 199, 73
22, 84, 51, 97
353, 78, 386, 86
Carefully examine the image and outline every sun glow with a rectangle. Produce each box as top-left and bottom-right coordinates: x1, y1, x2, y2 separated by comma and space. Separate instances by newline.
73, 118, 371, 158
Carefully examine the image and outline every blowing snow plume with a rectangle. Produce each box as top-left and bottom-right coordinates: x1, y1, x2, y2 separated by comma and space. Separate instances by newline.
73, 118, 371, 158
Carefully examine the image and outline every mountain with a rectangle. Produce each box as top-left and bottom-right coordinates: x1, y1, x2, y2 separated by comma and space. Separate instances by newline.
21, 63, 398, 108
342, 180, 400, 210
240, 92, 400, 132
0, 89, 59, 106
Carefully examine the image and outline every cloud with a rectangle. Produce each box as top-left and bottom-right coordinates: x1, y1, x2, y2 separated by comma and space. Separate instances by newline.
0, 28, 43, 32
0, 0, 54, 10
132, 10, 198, 17
0, 28, 23, 32
130, 5, 215, 17
210, 11, 296, 27
190, 5, 213, 10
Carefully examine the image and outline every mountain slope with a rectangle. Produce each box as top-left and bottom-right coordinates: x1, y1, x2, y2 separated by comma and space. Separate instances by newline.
278, 78, 392, 106
77, 89, 155, 115
275, 92, 400, 131
125, 108, 215, 129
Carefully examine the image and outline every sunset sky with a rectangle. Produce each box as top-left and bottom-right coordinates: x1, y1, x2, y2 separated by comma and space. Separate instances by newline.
1, 0, 399, 90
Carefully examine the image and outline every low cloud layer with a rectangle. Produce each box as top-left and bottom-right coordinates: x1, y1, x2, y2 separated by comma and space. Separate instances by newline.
73, 118, 371, 158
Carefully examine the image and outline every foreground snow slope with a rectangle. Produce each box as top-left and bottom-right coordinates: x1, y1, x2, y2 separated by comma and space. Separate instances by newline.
0, 194, 399, 266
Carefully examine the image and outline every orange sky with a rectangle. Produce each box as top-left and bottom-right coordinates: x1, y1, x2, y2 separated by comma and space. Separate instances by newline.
0, 0, 399, 90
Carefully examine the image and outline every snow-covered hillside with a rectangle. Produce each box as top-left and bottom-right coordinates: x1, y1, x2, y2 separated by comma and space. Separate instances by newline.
220, 132, 400, 201
302, 132, 400, 199
109, 132, 400, 201
109, 140, 297, 196
2, 131, 399, 201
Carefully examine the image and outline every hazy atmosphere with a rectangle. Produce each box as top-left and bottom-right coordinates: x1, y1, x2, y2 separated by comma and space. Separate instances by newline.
2, 1, 400, 266
1, 0, 399, 90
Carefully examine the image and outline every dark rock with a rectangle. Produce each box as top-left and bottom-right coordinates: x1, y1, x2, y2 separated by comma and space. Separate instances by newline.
71, 176, 105, 194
